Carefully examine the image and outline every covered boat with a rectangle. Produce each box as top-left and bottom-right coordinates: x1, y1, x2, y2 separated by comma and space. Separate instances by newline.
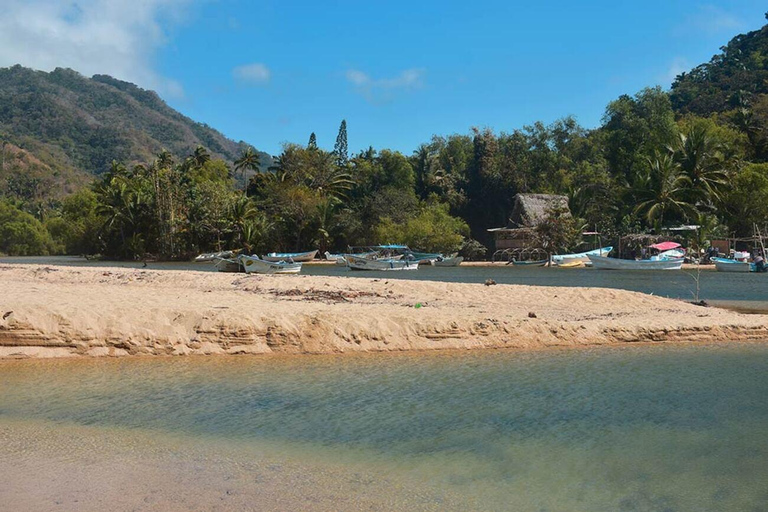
345, 254, 418, 271
551, 246, 613, 265
239, 255, 302, 274
587, 254, 684, 270
712, 257, 754, 273
195, 250, 234, 262
262, 250, 318, 262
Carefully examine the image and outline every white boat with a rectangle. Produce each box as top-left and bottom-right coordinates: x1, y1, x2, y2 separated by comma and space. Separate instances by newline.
195, 250, 234, 262
345, 254, 418, 271
712, 257, 754, 273
552, 246, 613, 265
587, 254, 684, 270
213, 257, 243, 273
239, 255, 302, 274
433, 255, 464, 267
262, 250, 318, 262
324, 251, 347, 266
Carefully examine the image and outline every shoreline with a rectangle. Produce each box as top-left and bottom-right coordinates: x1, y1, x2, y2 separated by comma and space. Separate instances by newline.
1, 263, 765, 359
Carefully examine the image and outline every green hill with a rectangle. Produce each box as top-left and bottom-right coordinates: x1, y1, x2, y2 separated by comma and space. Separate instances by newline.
0, 65, 271, 198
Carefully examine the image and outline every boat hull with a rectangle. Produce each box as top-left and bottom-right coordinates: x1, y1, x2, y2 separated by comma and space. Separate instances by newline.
511, 259, 548, 267
587, 255, 684, 270
712, 257, 754, 273
262, 250, 318, 262
552, 247, 613, 265
213, 258, 243, 273
345, 255, 418, 271
433, 256, 464, 267
239, 255, 302, 274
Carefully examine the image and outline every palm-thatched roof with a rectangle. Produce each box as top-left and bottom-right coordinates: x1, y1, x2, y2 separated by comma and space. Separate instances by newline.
508, 193, 570, 228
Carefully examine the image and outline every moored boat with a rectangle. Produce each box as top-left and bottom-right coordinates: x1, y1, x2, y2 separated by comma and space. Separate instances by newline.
511, 259, 549, 267
195, 250, 234, 262
433, 255, 464, 267
262, 250, 318, 262
552, 246, 613, 265
213, 257, 243, 273
345, 254, 418, 271
324, 251, 347, 266
239, 255, 302, 274
587, 254, 684, 270
712, 257, 754, 273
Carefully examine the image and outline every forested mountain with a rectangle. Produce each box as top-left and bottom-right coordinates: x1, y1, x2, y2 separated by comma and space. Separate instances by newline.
0, 66, 271, 198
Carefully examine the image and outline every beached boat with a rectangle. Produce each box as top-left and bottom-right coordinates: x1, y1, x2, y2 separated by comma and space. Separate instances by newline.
712, 257, 754, 273
587, 254, 684, 270
345, 254, 418, 271
557, 260, 584, 268
239, 255, 302, 274
433, 255, 464, 267
511, 259, 549, 267
324, 251, 347, 266
195, 250, 234, 262
551, 246, 613, 265
262, 250, 318, 263
213, 257, 243, 273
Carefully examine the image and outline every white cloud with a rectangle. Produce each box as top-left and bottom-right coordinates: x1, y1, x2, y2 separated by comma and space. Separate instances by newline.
233, 63, 271, 85
0, 0, 191, 98
665, 57, 692, 84
676, 4, 744, 35
345, 68, 425, 103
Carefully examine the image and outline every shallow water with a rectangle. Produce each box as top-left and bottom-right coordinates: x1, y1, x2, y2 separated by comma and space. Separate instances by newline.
3, 255, 768, 306
3, 343, 768, 510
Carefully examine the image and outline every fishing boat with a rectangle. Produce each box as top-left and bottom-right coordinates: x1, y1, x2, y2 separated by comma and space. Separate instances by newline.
712, 257, 755, 273
587, 254, 684, 270
557, 260, 584, 269
238, 255, 302, 274
194, 250, 234, 262
345, 254, 418, 271
551, 246, 613, 265
213, 257, 243, 273
262, 250, 318, 263
324, 251, 347, 266
432, 255, 464, 267
511, 259, 549, 267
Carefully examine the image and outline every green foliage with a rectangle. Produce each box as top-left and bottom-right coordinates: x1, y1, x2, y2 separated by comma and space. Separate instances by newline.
534, 206, 582, 253
721, 163, 768, 235
375, 202, 469, 254
0, 200, 61, 255
333, 119, 348, 166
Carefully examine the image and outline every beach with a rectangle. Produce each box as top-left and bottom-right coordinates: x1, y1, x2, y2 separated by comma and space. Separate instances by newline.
1, 263, 766, 359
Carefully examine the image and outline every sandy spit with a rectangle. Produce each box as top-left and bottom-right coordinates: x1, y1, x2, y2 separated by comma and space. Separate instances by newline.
0, 263, 765, 359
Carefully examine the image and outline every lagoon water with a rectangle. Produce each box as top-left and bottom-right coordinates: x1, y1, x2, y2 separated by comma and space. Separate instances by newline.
3, 343, 768, 510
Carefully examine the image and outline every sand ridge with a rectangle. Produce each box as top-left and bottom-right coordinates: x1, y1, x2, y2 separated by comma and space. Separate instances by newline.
0, 264, 766, 358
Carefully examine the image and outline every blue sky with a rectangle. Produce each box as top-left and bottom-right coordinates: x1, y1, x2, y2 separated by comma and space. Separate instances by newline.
1, 1, 766, 156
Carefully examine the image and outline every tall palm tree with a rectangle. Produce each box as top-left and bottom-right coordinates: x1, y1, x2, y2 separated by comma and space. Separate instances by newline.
188, 145, 211, 170
670, 125, 729, 207
633, 154, 698, 230
234, 147, 261, 190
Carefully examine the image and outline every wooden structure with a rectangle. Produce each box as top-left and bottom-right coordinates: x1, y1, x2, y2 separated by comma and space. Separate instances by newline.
487, 194, 570, 260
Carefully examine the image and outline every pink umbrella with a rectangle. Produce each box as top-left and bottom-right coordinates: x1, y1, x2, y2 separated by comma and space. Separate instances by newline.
650, 241, 681, 251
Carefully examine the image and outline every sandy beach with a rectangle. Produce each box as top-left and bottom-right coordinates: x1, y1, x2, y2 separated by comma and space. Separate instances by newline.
0, 263, 766, 359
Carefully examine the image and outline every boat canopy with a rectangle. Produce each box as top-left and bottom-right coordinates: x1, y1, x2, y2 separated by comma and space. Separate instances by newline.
650, 241, 681, 251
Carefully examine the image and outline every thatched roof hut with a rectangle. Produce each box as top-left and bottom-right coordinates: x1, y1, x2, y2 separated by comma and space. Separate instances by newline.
487, 194, 572, 253
508, 193, 570, 228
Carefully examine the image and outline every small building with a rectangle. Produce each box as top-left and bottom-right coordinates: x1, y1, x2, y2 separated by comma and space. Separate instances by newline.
487, 193, 570, 252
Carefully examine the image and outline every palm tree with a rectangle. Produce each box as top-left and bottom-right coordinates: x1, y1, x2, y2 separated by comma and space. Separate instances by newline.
234, 147, 261, 190
187, 145, 211, 170
633, 154, 698, 230
670, 125, 729, 207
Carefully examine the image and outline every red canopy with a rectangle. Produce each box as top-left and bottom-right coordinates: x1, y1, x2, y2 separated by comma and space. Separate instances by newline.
650, 241, 681, 251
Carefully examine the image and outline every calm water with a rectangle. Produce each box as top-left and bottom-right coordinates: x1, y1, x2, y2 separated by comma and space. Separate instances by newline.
3, 255, 768, 305
3, 344, 768, 510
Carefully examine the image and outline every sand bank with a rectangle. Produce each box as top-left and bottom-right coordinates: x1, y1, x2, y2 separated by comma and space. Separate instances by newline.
0, 263, 765, 359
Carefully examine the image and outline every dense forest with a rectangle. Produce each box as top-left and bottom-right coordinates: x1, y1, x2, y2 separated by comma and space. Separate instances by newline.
2, 20, 768, 259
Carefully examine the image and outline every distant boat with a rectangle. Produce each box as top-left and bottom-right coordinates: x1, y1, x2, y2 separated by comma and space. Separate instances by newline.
195, 250, 234, 262
552, 246, 613, 265
262, 250, 318, 262
511, 259, 549, 267
433, 255, 464, 267
239, 255, 302, 274
345, 254, 418, 271
712, 257, 754, 273
587, 254, 684, 270
213, 257, 243, 273
556, 260, 584, 268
